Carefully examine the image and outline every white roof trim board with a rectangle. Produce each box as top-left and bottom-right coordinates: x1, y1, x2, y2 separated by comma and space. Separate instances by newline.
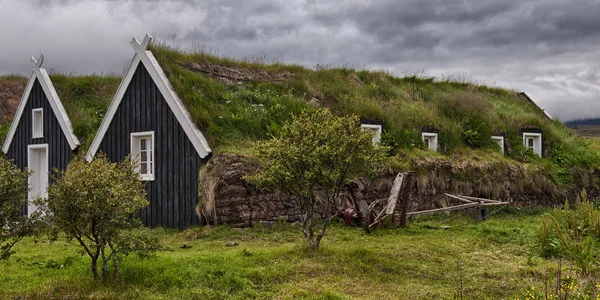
86, 34, 212, 162
519, 92, 552, 120
2, 54, 80, 153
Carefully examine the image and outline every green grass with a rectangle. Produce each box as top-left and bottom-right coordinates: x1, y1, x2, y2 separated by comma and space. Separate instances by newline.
149, 43, 600, 190
49, 74, 121, 150
0, 124, 8, 145
150, 44, 550, 156
0, 208, 566, 299
2, 44, 599, 189
0, 74, 120, 153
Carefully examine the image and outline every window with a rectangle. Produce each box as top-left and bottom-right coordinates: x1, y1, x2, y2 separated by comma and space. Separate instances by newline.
526, 138, 534, 150
360, 124, 382, 144
522, 132, 542, 157
422, 132, 438, 152
32, 108, 43, 138
491, 136, 505, 154
131, 131, 154, 181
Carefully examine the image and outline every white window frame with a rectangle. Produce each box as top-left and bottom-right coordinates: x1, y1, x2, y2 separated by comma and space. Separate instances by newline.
522, 132, 542, 157
32, 108, 43, 139
491, 136, 505, 154
422, 132, 438, 152
360, 124, 382, 144
130, 131, 155, 181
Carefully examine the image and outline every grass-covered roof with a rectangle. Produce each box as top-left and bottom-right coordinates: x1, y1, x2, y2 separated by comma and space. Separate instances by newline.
1, 42, 597, 188
150, 43, 594, 160
0, 74, 120, 149
148, 42, 600, 187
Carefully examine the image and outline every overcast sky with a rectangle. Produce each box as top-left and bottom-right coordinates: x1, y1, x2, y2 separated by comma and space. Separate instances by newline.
2, 0, 600, 121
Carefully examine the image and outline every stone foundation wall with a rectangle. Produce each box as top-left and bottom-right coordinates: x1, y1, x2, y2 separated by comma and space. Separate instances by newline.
197, 154, 303, 227
197, 154, 600, 227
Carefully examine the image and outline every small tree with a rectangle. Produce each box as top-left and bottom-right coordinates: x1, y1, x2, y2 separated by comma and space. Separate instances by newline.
46, 155, 156, 280
247, 109, 388, 250
0, 156, 36, 260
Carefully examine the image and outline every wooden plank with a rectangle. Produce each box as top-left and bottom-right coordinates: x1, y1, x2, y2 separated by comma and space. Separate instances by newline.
164, 84, 172, 228
444, 193, 474, 203
480, 202, 510, 206
368, 214, 389, 228
385, 173, 404, 215
148, 73, 156, 227
184, 132, 191, 227
369, 173, 406, 228
406, 202, 480, 217
458, 195, 502, 203
172, 113, 180, 228
398, 172, 414, 228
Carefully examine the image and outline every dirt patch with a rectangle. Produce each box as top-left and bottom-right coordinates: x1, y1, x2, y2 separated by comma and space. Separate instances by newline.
346, 73, 364, 86
0, 77, 27, 125
184, 61, 293, 84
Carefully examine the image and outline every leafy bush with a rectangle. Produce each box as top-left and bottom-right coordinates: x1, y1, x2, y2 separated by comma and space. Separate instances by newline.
246, 109, 389, 250
0, 156, 36, 260
380, 128, 420, 154
45, 155, 159, 280
539, 190, 600, 277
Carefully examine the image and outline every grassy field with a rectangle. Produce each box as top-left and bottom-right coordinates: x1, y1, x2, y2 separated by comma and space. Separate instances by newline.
0, 207, 567, 299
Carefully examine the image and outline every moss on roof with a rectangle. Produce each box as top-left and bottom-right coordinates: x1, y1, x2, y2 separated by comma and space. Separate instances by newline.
1, 43, 597, 189
149, 42, 600, 186
0, 74, 120, 150
49, 74, 121, 149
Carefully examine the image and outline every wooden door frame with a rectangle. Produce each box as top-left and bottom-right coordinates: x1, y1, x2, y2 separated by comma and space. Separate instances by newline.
27, 144, 48, 216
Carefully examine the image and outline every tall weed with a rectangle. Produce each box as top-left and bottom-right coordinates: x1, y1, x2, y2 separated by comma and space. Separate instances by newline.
539, 190, 600, 277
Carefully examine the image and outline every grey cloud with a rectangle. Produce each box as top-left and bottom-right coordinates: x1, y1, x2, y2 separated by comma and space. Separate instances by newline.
1, 0, 600, 120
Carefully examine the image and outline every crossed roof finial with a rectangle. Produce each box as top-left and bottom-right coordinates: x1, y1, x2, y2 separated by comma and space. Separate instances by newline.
130, 34, 152, 52
30, 53, 44, 69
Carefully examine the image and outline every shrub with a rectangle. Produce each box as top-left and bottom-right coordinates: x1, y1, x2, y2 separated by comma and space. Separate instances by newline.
539, 190, 600, 278
246, 109, 388, 250
45, 155, 158, 280
0, 156, 36, 260
379, 128, 420, 154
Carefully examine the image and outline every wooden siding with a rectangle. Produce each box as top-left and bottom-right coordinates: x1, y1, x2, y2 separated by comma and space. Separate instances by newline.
6, 79, 74, 214
98, 63, 204, 228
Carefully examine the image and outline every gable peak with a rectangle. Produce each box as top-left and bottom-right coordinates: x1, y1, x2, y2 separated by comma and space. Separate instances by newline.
30, 53, 44, 70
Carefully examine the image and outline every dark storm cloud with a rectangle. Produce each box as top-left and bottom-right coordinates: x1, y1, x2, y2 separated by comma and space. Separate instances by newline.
1, 0, 600, 120
345, 0, 515, 35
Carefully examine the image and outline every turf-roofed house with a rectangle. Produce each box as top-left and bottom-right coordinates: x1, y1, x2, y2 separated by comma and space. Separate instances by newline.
2, 55, 78, 216
1, 55, 119, 217
138, 35, 600, 227
77, 33, 596, 229
86, 35, 212, 229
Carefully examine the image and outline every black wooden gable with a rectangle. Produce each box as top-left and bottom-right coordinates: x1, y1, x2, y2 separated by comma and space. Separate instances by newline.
98, 62, 204, 228
6, 79, 73, 181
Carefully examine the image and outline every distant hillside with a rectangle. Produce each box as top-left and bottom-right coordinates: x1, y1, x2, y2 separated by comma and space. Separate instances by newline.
564, 118, 600, 138
565, 118, 600, 126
